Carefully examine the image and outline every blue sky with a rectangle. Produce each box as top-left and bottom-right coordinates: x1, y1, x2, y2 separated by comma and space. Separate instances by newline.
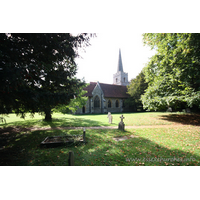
75, 33, 156, 84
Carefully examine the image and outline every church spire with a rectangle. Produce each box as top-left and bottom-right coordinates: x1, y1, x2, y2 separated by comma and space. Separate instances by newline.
113, 48, 129, 86
117, 49, 123, 72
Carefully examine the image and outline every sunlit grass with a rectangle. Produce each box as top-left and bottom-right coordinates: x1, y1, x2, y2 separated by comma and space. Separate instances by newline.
0, 112, 178, 129
1, 126, 199, 166
1, 111, 199, 166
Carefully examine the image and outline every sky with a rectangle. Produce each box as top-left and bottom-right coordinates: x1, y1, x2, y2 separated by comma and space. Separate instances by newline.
75, 33, 156, 84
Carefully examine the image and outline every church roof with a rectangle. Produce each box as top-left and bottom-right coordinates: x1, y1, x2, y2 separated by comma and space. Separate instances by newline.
100, 82, 129, 98
83, 82, 96, 97
83, 82, 129, 98
117, 49, 123, 72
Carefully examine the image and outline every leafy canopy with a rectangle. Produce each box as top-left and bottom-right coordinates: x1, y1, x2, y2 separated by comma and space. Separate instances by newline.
141, 33, 200, 111
0, 33, 94, 119
126, 70, 148, 111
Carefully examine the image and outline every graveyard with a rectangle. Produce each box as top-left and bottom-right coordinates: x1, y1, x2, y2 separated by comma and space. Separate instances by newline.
0, 112, 200, 166
1, 33, 200, 167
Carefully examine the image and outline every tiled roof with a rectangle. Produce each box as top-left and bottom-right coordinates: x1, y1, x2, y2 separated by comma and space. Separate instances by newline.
100, 82, 129, 98
83, 82, 129, 98
83, 82, 96, 97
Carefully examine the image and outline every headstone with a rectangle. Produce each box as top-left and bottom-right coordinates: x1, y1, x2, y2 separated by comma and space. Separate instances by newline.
186, 108, 191, 113
118, 115, 125, 131
166, 107, 172, 112
107, 112, 113, 124
68, 151, 74, 166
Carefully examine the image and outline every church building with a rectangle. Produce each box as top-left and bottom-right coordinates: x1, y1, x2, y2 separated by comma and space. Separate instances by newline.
76, 49, 130, 114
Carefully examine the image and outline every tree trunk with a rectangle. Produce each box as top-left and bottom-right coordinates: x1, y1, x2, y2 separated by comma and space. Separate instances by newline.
44, 108, 52, 121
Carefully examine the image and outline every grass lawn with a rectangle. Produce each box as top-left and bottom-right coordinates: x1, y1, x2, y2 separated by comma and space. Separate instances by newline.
0, 112, 188, 129
0, 112, 200, 166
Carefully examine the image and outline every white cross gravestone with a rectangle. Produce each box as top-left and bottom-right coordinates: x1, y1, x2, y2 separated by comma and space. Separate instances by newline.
118, 114, 125, 131
107, 112, 113, 124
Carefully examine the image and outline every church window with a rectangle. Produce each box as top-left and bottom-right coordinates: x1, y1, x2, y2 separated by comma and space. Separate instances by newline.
94, 96, 100, 108
115, 99, 119, 108
108, 99, 111, 108
116, 78, 118, 83
124, 77, 125, 82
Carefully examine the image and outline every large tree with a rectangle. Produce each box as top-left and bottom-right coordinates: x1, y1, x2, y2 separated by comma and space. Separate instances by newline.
141, 33, 200, 111
0, 33, 93, 120
126, 70, 148, 111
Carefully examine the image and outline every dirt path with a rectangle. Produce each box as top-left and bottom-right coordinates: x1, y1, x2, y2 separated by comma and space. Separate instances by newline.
30, 124, 190, 131
0, 124, 195, 134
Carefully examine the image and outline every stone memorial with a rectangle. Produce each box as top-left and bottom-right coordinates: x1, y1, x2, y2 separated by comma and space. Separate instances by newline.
166, 107, 172, 112
186, 108, 191, 113
107, 112, 113, 124
118, 114, 125, 131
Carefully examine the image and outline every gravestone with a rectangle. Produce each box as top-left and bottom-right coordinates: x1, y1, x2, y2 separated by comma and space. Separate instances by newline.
183, 108, 191, 113
118, 115, 125, 131
107, 112, 113, 124
166, 107, 172, 112
186, 108, 191, 113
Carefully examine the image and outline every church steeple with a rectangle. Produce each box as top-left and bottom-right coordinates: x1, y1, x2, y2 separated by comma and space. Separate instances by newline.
117, 49, 123, 72
113, 49, 129, 86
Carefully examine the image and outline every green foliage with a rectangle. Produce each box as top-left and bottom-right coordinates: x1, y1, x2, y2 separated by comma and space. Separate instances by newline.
142, 33, 200, 111
66, 91, 88, 114
126, 70, 148, 111
54, 82, 89, 114
0, 33, 94, 119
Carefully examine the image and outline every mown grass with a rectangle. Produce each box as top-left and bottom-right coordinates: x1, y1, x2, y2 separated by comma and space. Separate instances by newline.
1, 125, 199, 166
1, 112, 200, 166
0, 112, 183, 129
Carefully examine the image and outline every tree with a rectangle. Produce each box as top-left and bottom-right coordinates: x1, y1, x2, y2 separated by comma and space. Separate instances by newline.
126, 70, 148, 111
141, 33, 200, 111
0, 33, 94, 120
54, 82, 89, 114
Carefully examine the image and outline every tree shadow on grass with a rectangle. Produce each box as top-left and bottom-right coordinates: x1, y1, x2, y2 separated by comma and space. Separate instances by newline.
1, 128, 199, 166
0, 116, 112, 130
41, 117, 112, 128
159, 113, 200, 126
78, 129, 200, 166
0, 127, 83, 166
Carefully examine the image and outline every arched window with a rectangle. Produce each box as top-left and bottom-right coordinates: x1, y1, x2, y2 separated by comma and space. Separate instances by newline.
108, 99, 111, 108
124, 77, 126, 82
116, 78, 118, 83
94, 96, 100, 108
115, 99, 119, 108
